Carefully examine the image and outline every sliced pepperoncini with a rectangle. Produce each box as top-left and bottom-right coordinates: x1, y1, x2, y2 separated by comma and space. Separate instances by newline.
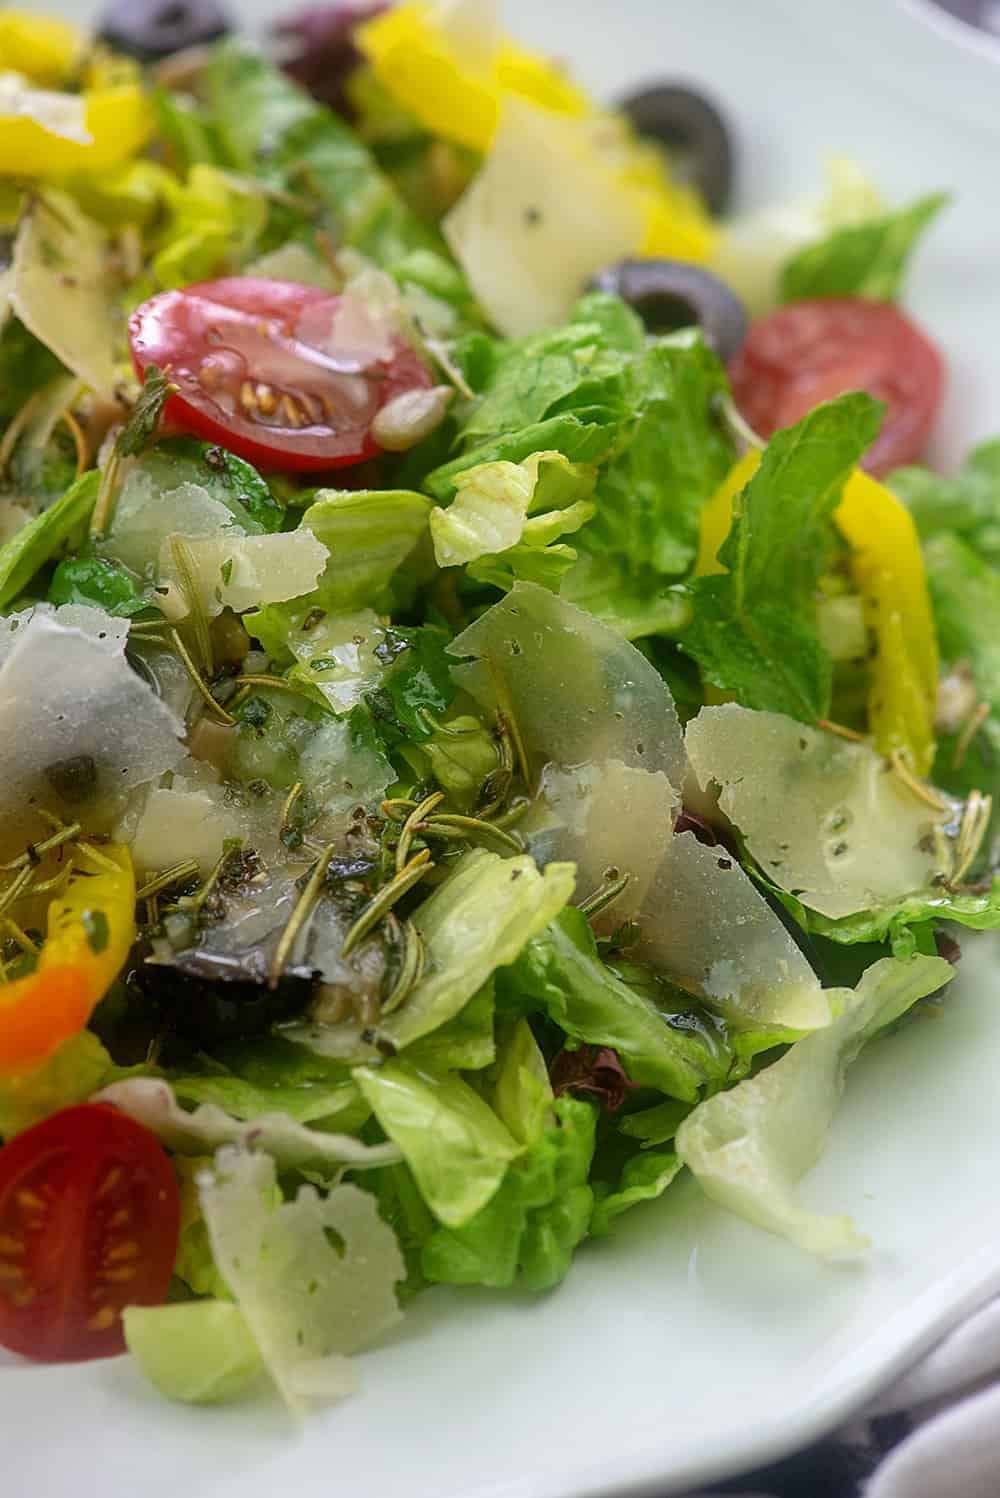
0, 78, 153, 178
0, 844, 135, 1074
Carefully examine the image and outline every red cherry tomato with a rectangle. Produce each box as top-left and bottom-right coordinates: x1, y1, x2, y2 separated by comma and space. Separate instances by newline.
728, 297, 945, 476
128, 277, 433, 472
0, 1104, 180, 1363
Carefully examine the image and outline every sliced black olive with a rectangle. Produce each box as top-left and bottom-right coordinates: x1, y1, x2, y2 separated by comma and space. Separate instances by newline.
620, 83, 734, 216
589, 258, 747, 362
134, 951, 317, 1043
44, 754, 99, 805
96, 0, 232, 63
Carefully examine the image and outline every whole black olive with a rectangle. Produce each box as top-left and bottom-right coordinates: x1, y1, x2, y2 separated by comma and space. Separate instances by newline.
96, 0, 232, 63
134, 951, 317, 1043
620, 83, 734, 216
589, 259, 747, 362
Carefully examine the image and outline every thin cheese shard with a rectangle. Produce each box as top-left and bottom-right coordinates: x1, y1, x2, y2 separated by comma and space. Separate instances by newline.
0, 610, 184, 851
685, 704, 952, 919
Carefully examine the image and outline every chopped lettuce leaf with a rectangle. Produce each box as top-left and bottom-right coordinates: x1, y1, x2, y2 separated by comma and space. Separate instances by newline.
402, 980, 497, 1072
204, 42, 448, 272
128, 438, 285, 535
424, 412, 619, 501
890, 439, 1000, 567
680, 394, 884, 721
573, 331, 735, 589
923, 534, 1000, 709
429, 449, 595, 570
287, 848, 575, 1061
93, 1078, 401, 1172
685, 704, 953, 918
492, 1017, 554, 1146
0, 469, 96, 610
199, 1148, 404, 1409
806, 878, 1000, 948
421, 1096, 596, 1291
676, 954, 954, 1257
170, 1070, 368, 1132
354, 1060, 521, 1227
618, 1097, 692, 1149
151, 164, 268, 287
779, 192, 948, 304
0, 1030, 117, 1140
248, 489, 431, 662
502, 908, 731, 1102
590, 1149, 682, 1236
124, 1301, 265, 1405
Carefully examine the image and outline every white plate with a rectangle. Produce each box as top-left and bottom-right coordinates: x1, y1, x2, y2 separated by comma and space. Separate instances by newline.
6, 2, 1000, 1494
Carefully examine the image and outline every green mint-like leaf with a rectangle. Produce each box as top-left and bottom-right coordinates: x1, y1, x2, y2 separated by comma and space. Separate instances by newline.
779, 192, 949, 303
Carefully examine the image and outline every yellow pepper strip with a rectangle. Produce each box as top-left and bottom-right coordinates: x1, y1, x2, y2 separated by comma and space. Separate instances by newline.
695, 452, 939, 771
694, 449, 762, 576
835, 470, 939, 775
358, 3, 589, 153
358, 2, 716, 263
0, 845, 135, 1074
0, 9, 81, 86
0, 82, 154, 178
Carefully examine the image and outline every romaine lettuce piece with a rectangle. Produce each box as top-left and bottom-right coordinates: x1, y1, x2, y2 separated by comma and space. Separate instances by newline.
675, 953, 954, 1257
805, 880, 1000, 950
0, 469, 96, 609
680, 393, 884, 721
421, 1097, 596, 1291
503, 908, 730, 1102
354, 1060, 521, 1226
428, 449, 595, 571
0, 1030, 117, 1140
590, 1150, 682, 1236
124, 1301, 265, 1405
492, 1017, 553, 1146
199, 1147, 405, 1409
890, 439, 1000, 566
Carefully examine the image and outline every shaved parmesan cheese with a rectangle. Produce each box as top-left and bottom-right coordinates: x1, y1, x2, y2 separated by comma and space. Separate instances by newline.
93, 1079, 402, 1171
686, 705, 952, 919
451, 585, 826, 1033
450, 581, 687, 788
639, 832, 828, 1031
103, 473, 241, 576
198, 1148, 405, 1409
444, 98, 644, 336
161, 530, 329, 619
0, 602, 128, 662
128, 786, 241, 876
246, 240, 338, 289
286, 609, 387, 714
0, 610, 184, 851
298, 716, 395, 819
10, 190, 117, 397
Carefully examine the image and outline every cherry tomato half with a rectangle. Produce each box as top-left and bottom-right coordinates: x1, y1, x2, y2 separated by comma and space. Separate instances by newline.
0, 1104, 180, 1362
728, 297, 945, 476
128, 277, 433, 472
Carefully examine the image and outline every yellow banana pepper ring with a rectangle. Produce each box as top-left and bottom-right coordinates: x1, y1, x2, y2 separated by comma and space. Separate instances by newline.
0, 81, 154, 178
0, 845, 135, 1074
0, 9, 81, 86
695, 451, 939, 772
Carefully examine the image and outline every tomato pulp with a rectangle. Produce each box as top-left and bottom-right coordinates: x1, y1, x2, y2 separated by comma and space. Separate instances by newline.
728, 297, 944, 476
0, 1104, 180, 1362
129, 277, 433, 472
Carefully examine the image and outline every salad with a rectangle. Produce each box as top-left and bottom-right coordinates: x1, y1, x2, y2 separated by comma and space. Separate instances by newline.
0, 0, 997, 1412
